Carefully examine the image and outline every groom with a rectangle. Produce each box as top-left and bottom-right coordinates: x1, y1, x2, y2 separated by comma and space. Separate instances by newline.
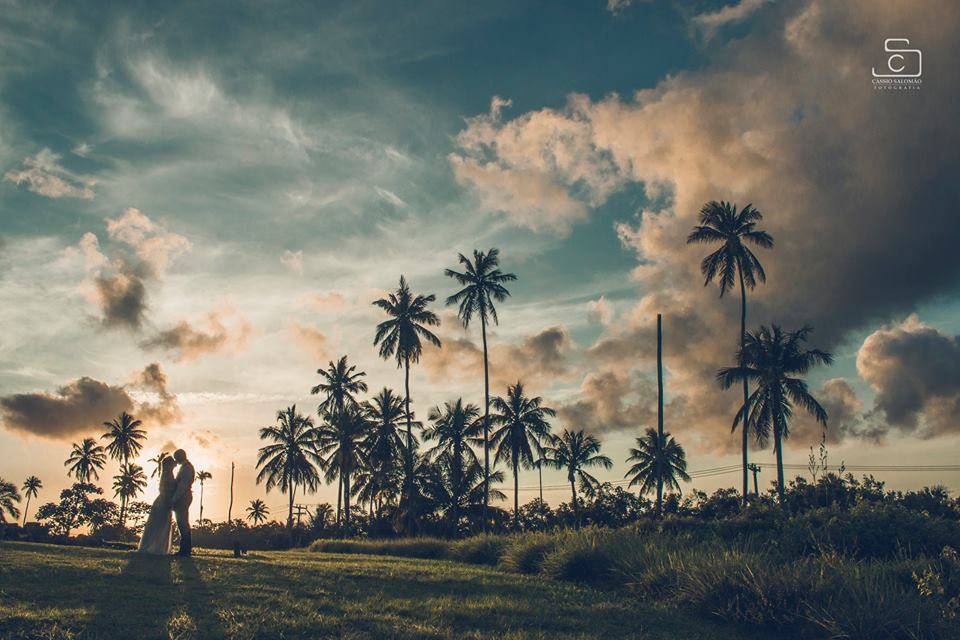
170, 449, 196, 557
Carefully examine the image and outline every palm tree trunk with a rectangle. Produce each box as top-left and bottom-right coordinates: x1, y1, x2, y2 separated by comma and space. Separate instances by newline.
738, 263, 750, 505
287, 484, 295, 544
343, 453, 351, 530
199, 482, 205, 523
404, 355, 413, 535
452, 443, 461, 537
513, 458, 519, 530
22, 495, 31, 526
538, 463, 543, 503
480, 313, 491, 534
775, 426, 785, 504
656, 313, 664, 518
570, 477, 579, 529
336, 475, 342, 525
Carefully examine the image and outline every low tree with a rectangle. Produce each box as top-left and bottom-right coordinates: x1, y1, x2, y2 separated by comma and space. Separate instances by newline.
624, 428, 691, 516
545, 429, 612, 527
35, 483, 104, 536
246, 499, 269, 525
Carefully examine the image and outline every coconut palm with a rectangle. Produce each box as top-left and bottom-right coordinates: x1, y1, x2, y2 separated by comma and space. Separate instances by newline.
545, 429, 612, 526
718, 325, 832, 503
490, 382, 555, 529
317, 405, 369, 529
687, 201, 773, 503
112, 463, 147, 527
256, 405, 325, 541
423, 398, 482, 534
625, 428, 691, 515
101, 412, 146, 465
148, 451, 169, 478
246, 499, 269, 525
21, 476, 42, 526
421, 456, 505, 532
65, 438, 107, 483
196, 470, 212, 522
311, 355, 368, 523
373, 276, 441, 527
444, 248, 517, 529
0, 478, 21, 523
363, 388, 407, 517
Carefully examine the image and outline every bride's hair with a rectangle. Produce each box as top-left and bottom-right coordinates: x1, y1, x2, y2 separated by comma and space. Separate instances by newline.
161, 456, 176, 481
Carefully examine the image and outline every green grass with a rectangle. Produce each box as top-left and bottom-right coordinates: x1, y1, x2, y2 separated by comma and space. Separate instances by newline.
0, 542, 748, 640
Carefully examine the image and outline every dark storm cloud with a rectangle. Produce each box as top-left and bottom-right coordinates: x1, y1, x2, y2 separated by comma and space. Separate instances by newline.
0, 363, 181, 439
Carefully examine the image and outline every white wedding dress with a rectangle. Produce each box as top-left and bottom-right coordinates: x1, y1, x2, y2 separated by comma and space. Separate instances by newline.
138, 471, 174, 555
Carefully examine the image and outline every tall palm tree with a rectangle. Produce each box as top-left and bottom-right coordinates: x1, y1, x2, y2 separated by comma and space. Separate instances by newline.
363, 388, 407, 518
65, 438, 107, 483
317, 405, 369, 529
422, 456, 506, 532
196, 470, 212, 522
489, 382, 555, 529
423, 398, 482, 534
687, 201, 772, 503
0, 478, 20, 523
101, 412, 147, 466
21, 476, 42, 526
545, 429, 612, 527
256, 405, 324, 542
112, 463, 147, 527
246, 499, 269, 526
373, 275, 441, 529
718, 325, 832, 503
444, 248, 517, 530
625, 428, 691, 515
312, 355, 367, 523
148, 451, 169, 478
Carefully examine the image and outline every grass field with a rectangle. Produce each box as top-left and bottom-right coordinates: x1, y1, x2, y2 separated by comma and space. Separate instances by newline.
0, 542, 749, 640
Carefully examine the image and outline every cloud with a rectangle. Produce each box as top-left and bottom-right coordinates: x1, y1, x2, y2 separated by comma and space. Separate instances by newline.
587, 295, 613, 325
3, 148, 94, 199
856, 316, 960, 438
691, 0, 772, 41
66, 208, 190, 330
280, 249, 304, 275
558, 369, 658, 433
141, 309, 253, 362
453, 0, 960, 452
422, 325, 574, 394
0, 363, 180, 439
289, 321, 331, 361
298, 292, 348, 312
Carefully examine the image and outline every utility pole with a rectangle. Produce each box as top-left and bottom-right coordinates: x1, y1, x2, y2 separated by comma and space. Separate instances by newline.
656, 313, 664, 517
294, 504, 309, 527
748, 463, 761, 496
227, 462, 235, 522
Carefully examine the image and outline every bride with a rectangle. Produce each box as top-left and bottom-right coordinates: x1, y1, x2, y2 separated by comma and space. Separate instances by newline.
137, 456, 176, 555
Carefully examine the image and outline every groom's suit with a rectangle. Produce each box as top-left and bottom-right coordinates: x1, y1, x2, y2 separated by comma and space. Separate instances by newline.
171, 460, 196, 556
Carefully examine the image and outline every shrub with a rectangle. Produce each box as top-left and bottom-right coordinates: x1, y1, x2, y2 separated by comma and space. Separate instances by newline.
540, 528, 616, 585
309, 537, 450, 559
500, 532, 560, 574
450, 534, 507, 565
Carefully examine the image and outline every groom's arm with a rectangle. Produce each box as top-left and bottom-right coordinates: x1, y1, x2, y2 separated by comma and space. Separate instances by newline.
171, 465, 195, 504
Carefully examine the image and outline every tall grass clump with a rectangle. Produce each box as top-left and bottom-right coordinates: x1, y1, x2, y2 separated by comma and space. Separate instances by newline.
500, 532, 561, 574
309, 537, 450, 559
540, 527, 619, 585
450, 534, 508, 565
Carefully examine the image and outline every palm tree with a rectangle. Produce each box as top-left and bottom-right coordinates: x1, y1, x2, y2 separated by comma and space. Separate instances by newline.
21, 476, 42, 526
444, 248, 517, 530
112, 463, 147, 527
65, 438, 107, 483
256, 405, 325, 542
373, 275, 441, 530
317, 405, 369, 530
0, 478, 20, 523
312, 355, 368, 523
625, 428, 691, 515
148, 451, 169, 478
687, 201, 773, 503
545, 429, 612, 527
196, 470, 212, 522
489, 382, 555, 529
422, 456, 506, 532
101, 412, 147, 466
363, 388, 407, 518
718, 325, 832, 503
423, 398, 482, 534
246, 499, 269, 525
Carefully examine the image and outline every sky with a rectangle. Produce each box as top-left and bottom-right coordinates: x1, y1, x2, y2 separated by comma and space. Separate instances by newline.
1, 0, 959, 522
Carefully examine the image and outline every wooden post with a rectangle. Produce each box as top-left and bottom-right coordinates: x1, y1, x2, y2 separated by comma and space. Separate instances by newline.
656, 314, 664, 516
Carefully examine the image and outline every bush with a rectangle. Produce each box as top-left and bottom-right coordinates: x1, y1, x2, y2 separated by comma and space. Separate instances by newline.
450, 534, 507, 565
309, 537, 451, 559
500, 532, 559, 574
540, 528, 616, 585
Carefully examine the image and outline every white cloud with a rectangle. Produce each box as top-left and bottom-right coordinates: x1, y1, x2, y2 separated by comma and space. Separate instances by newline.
280, 249, 304, 275
692, 0, 773, 41
3, 148, 94, 199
